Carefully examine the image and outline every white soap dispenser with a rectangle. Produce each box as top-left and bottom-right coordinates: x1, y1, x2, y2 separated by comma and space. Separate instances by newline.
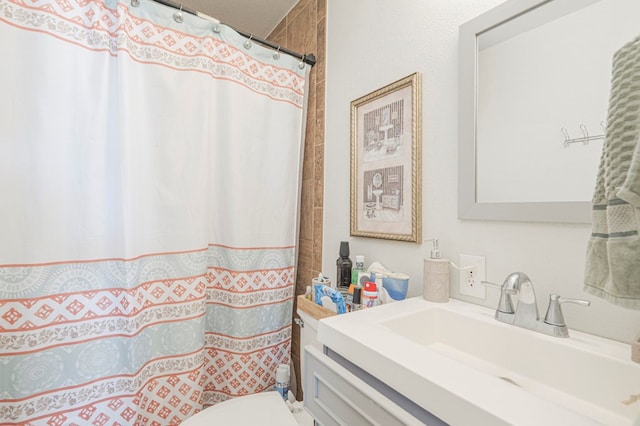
423, 238, 450, 303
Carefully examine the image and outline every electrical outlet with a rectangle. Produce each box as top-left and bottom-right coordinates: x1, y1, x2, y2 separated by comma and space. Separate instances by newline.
459, 254, 486, 299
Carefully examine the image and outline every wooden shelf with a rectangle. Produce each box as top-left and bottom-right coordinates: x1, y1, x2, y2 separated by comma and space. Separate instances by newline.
297, 294, 337, 321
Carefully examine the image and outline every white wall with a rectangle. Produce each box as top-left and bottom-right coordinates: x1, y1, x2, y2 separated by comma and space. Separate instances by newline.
323, 0, 640, 343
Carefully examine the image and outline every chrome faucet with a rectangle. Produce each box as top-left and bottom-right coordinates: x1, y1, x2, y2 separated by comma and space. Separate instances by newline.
484, 272, 590, 338
490, 272, 539, 329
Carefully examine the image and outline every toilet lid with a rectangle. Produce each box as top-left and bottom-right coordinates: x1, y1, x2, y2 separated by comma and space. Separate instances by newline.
180, 391, 298, 426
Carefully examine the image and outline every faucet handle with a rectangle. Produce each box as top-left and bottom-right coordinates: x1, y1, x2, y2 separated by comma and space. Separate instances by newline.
482, 280, 516, 313
544, 294, 590, 327
481, 280, 500, 289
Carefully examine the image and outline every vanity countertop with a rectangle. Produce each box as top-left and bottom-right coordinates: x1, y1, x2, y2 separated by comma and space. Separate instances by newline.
316, 297, 640, 426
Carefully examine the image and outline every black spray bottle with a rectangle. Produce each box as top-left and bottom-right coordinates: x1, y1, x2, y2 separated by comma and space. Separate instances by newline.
336, 241, 352, 289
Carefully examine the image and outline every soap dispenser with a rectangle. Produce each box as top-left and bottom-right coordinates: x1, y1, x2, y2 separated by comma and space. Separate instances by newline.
423, 238, 450, 303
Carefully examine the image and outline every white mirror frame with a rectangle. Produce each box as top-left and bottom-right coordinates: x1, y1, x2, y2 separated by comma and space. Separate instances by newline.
458, 0, 593, 224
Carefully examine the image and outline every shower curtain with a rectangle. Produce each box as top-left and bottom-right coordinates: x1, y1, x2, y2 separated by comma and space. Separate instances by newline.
0, 0, 309, 424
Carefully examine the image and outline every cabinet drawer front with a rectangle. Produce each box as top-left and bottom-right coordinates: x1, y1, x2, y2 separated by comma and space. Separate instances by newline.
304, 345, 422, 426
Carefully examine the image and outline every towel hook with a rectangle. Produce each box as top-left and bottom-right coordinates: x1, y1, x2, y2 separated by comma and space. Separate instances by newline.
562, 122, 606, 147
579, 124, 589, 145
561, 127, 571, 147
243, 34, 253, 50
173, 4, 184, 23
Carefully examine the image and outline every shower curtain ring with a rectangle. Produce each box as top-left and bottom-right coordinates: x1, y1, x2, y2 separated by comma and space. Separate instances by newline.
244, 34, 253, 50
273, 46, 281, 60
298, 55, 306, 69
174, 4, 184, 23
131, 0, 140, 7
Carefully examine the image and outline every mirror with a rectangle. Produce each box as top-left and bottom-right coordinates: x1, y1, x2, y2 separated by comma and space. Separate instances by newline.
458, 0, 640, 223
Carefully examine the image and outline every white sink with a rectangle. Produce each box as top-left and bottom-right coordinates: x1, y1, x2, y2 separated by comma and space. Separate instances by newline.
317, 297, 640, 425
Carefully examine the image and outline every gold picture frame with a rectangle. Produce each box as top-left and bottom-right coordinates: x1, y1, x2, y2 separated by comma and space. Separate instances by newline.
350, 73, 422, 242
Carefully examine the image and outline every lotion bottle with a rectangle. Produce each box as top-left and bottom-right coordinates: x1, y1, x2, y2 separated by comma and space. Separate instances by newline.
423, 238, 450, 303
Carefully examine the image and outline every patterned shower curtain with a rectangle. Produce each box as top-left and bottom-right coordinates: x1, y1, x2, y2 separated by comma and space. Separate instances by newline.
0, 0, 309, 424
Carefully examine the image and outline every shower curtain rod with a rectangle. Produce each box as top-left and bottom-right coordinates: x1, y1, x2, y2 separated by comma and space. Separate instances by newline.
150, 0, 317, 67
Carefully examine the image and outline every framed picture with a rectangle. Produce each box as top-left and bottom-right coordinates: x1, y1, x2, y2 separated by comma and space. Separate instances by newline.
350, 73, 421, 242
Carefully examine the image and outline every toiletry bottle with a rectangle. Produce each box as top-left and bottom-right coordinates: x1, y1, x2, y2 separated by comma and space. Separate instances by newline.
275, 364, 290, 400
351, 286, 363, 311
351, 255, 365, 286
336, 241, 352, 289
344, 283, 354, 308
423, 238, 450, 303
362, 278, 379, 308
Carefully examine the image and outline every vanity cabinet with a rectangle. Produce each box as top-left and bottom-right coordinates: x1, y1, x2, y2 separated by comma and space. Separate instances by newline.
381, 194, 400, 210
304, 345, 446, 426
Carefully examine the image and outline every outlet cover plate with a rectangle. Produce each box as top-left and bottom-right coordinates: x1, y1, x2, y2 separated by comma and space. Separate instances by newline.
459, 254, 486, 299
